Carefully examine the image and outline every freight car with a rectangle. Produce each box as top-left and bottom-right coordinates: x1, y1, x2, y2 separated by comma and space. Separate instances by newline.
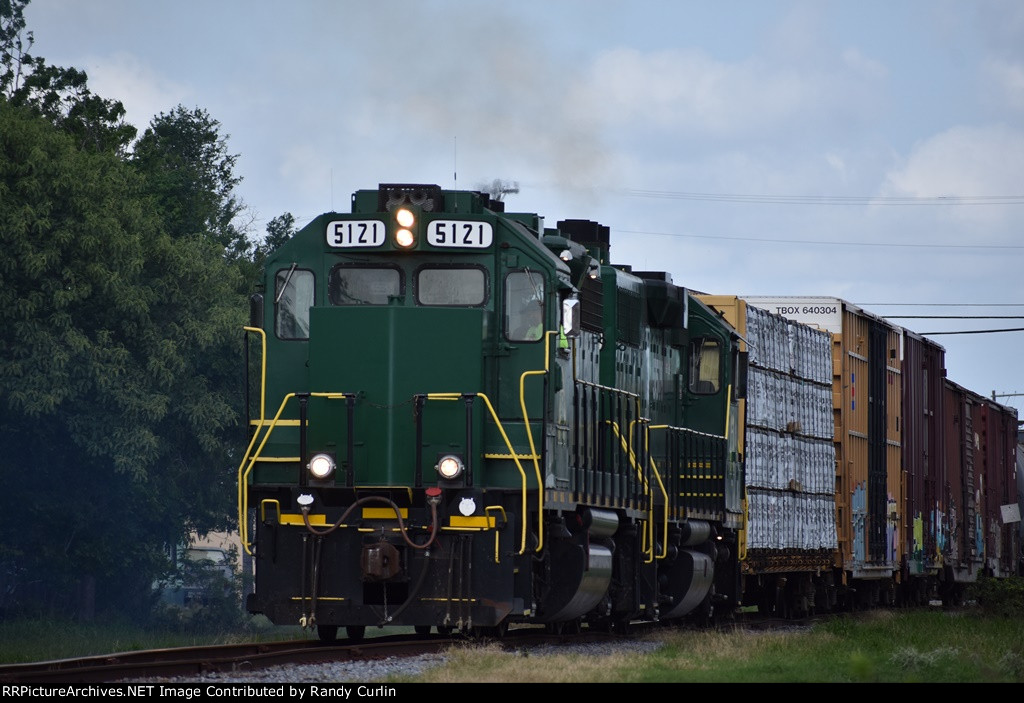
238, 184, 746, 640
696, 296, 839, 616
725, 296, 1021, 610
238, 185, 1019, 640
941, 378, 1020, 598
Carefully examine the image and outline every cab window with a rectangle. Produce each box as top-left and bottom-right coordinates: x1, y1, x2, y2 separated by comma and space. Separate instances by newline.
689, 337, 721, 394
416, 266, 487, 306
274, 267, 314, 340
505, 270, 544, 342
329, 265, 402, 305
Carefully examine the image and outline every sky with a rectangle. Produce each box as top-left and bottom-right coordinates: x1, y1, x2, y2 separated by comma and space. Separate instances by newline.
22, 0, 1024, 417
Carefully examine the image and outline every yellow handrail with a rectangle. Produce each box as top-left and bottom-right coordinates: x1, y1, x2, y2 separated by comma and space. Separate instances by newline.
604, 419, 667, 563
237, 391, 350, 555
486, 505, 508, 563
425, 392, 535, 555
640, 424, 673, 562
628, 417, 665, 563
238, 393, 296, 554
244, 326, 267, 421
237, 326, 266, 554
516, 329, 559, 553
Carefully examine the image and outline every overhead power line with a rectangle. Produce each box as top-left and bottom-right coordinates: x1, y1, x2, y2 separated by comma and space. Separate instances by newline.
862, 302, 1024, 307
618, 188, 1024, 206
919, 327, 1024, 335
884, 315, 1024, 319
618, 229, 1024, 250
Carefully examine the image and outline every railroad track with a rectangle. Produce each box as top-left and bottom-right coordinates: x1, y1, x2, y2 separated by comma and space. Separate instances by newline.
0, 633, 453, 684
1, 607, 882, 684
0, 627, 628, 684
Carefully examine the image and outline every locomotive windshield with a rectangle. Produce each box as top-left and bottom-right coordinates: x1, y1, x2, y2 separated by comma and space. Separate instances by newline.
415, 266, 487, 306
329, 265, 402, 305
274, 266, 314, 339
689, 337, 721, 394
505, 270, 544, 342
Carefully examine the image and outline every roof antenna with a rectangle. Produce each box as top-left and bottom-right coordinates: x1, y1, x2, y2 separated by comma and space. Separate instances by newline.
453, 136, 457, 189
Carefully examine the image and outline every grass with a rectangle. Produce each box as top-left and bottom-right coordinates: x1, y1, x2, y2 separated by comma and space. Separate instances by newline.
1, 608, 1021, 682
393, 609, 1024, 683
0, 615, 305, 664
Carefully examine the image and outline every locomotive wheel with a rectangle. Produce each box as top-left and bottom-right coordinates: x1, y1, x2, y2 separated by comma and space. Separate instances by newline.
472, 620, 509, 639
546, 618, 582, 635
346, 625, 366, 642
317, 625, 339, 643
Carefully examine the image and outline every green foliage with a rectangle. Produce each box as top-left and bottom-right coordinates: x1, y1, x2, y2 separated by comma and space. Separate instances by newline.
259, 212, 297, 263
151, 551, 247, 633
0, 615, 294, 664
970, 574, 1024, 617
1, 0, 135, 153
231, 211, 297, 298
0, 0, 259, 623
0, 102, 246, 619
132, 106, 248, 257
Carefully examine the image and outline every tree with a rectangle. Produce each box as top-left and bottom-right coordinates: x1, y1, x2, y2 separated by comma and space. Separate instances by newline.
0, 1, 253, 620
0, 101, 245, 618
232, 212, 297, 297
132, 106, 250, 259
263, 212, 296, 253
1, 0, 136, 154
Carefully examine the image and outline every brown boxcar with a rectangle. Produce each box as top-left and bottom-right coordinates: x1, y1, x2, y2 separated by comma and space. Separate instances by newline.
744, 297, 903, 606
1018, 431, 1024, 551
973, 393, 1019, 578
940, 380, 1020, 602
900, 330, 947, 603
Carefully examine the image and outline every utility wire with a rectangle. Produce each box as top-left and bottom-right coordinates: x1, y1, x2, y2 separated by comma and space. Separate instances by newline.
884, 315, 1024, 319
617, 188, 1024, 206
618, 228, 1023, 249
919, 327, 1024, 335
862, 302, 1024, 307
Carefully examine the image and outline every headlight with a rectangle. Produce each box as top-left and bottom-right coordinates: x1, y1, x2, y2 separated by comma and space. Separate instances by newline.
435, 454, 464, 480
308, 453, 336, 480
395, 208, 415, 228
394, 207, 416, 247
395, 228, 416, 247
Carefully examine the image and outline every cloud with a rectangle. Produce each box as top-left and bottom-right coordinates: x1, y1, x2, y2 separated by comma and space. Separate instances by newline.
982, 59, 1024, 113
570, 42, 887, 148
331, 7, 614, 200
879, 124, 1024, 230
573, 48, 807, 138
842, 48, 888, 80
76, 52, 190, 130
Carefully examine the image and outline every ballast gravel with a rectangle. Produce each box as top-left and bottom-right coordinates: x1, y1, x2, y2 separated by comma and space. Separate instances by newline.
123, 638, 665, 684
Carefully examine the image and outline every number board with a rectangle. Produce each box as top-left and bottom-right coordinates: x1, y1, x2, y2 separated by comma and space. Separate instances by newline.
427, 220, 493, 248
326, 220, 385, 248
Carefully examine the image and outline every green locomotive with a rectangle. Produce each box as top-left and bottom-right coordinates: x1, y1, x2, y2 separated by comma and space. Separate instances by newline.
239, 183, 746, 639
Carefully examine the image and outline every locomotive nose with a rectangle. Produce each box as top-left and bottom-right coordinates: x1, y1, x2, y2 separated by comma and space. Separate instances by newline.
306, 305, 485, 483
